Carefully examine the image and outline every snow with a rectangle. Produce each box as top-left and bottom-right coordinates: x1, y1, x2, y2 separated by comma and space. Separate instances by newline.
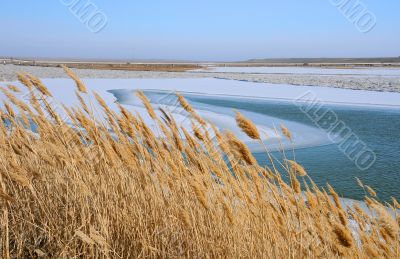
195, 66, 400, 77
1, 78, 400, 153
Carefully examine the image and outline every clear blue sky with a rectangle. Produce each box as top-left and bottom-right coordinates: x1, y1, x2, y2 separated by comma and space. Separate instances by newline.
0, 0, 399, 61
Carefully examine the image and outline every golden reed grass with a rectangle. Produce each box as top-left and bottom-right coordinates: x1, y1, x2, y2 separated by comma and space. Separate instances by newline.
61, 65, 88, 93
235, 111, 260, 140
0, 71, 399, 258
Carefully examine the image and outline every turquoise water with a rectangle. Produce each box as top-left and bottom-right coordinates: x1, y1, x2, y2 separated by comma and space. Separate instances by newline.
186, 95, 400, 203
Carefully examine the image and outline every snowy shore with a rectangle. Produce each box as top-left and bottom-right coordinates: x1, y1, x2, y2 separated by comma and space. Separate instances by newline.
2, 77, 400, 154
1, 64, 400, 92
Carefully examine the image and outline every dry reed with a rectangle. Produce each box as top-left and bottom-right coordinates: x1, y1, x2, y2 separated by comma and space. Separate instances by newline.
0, 73, 398, 258
235, 111, 260, 140
61, 65, 88, 93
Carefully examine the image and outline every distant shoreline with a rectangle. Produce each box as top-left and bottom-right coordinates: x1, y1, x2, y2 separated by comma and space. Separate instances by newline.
1, 57, 400, 70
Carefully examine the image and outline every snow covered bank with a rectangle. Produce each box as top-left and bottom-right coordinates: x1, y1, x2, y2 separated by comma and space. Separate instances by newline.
2, 78, 400, 153
2, 64, 400, 92
195, 66, 400, 77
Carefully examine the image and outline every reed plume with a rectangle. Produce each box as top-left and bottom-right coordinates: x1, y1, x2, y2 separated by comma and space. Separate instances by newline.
280, 124, 292, 141
17, 72, 33, 90
178, 208, 192, 228
287, 160, 307, 176
27, 74, 53, 97
176, 92, 206, 125
333, 223, 354, 248
61, 65, 88, 93
136, 91, 157, 120
226, 132, 256, 165
365, 185, 377, 197
177, 92, 194, 113
7, 84, 21, 93
235, 111, 260, 140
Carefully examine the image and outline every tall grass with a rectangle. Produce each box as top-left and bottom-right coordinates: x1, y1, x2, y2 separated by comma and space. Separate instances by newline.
0, 71, 399, 258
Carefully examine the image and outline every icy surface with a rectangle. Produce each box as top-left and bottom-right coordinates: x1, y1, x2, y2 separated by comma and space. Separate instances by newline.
2, 78, 400, 153
196, 66, 400, 76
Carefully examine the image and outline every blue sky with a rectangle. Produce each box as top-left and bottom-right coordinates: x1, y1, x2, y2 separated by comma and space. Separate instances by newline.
0, 0, 399, 61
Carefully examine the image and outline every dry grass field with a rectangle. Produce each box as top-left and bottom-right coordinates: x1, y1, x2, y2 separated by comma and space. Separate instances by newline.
7, 61, 202, 72
62, 63, 201, 72
0, 68, 399, 258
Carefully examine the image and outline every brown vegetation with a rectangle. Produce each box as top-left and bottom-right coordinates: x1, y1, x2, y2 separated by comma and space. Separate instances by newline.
63, 63, 201, 72
0, 71, 399, 258
15, 61, 202, 72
